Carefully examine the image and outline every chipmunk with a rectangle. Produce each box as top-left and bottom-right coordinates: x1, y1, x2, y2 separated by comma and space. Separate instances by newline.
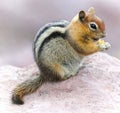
11, 7, 111, 105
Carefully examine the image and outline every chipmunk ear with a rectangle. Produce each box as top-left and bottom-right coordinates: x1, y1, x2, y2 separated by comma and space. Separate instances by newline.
88, 7, 95, 15
79, 10, 86, 22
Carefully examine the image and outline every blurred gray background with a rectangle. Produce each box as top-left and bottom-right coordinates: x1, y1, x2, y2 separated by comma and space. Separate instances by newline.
0, 0, 120, 67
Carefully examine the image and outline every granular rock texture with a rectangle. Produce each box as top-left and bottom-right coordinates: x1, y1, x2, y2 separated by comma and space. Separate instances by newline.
0, 52, 120, 113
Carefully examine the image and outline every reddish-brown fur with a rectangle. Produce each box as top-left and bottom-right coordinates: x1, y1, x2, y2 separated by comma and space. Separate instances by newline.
67, 8, 106, 55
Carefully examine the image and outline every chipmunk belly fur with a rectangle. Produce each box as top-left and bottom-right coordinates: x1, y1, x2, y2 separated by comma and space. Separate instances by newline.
11, 7, 111, 105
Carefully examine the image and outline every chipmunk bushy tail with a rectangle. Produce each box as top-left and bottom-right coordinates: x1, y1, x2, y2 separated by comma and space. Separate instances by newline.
11, 75, 44, 105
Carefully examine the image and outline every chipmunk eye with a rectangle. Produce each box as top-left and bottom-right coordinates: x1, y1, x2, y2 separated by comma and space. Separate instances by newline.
89, 22, 98, 31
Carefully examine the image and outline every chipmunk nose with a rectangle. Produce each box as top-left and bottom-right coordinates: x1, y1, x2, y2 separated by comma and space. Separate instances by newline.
101, 33, 106, 38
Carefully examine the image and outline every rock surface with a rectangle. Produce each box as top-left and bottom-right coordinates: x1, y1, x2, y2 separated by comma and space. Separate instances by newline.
0, 52, 120, 113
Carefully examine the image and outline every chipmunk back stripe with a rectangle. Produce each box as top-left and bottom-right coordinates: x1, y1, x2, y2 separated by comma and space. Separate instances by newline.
34, 20, 69, 44
34, 21, 69, 60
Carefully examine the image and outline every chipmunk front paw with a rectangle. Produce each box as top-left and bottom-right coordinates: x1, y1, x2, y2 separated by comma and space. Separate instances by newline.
97, 39, 111, 51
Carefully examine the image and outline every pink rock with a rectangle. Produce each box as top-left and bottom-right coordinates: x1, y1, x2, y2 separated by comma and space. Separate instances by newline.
0, 52, 120, 113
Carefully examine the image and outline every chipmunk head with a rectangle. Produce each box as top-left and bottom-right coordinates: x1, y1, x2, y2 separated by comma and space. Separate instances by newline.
78, 7, 106, 41
68, 7, 106, 55
68, 7, 106, 41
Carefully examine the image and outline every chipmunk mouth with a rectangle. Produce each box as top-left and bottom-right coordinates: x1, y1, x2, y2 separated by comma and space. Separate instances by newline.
92, 37, 99, 41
